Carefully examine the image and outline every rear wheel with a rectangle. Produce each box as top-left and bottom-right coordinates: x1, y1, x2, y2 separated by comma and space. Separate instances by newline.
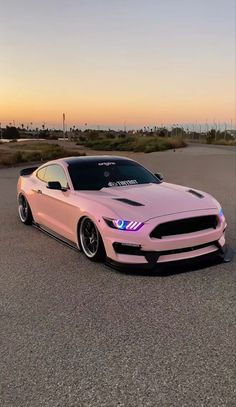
18, 194, 33, 225
79, 217, 105, 261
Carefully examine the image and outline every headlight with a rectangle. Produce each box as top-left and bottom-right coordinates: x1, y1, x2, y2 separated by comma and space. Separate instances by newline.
103, 217, 144, 231
219, 207, 225, 222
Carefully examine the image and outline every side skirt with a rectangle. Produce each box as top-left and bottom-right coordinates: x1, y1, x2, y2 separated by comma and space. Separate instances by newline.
33, 223, 79, 252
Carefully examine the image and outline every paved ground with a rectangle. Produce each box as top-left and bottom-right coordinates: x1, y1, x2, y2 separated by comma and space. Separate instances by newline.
0, 144, 235, 407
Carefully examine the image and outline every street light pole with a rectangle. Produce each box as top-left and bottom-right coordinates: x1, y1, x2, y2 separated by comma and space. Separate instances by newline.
63, 113, 65, 140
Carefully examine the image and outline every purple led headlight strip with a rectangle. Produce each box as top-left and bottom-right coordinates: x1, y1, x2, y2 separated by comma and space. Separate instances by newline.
126, 221, 143, 230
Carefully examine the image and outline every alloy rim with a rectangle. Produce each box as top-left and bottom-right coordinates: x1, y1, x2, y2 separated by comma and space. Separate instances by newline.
80, 217, 99, 258
18, 195, 28, 222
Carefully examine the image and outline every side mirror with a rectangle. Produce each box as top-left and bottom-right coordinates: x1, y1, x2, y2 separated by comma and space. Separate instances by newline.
154, 172, 164, 182
47, 181, 62, 190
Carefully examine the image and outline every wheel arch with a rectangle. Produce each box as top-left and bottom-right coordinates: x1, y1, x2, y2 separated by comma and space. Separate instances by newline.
76, 215, 85, 249
76, 213, 106, 260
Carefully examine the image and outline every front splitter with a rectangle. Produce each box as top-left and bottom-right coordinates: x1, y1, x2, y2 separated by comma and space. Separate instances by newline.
106, 245, 234, 272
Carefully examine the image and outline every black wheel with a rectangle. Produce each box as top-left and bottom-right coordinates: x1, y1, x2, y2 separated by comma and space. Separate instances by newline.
79, 217, 105, 261
18, 194, 33, 225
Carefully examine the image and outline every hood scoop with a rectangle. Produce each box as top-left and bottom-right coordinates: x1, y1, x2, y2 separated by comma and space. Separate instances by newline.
113, 198, 144, 206
188, 189, 204, 199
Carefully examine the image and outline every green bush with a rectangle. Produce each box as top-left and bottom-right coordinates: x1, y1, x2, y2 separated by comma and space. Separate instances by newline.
84, 136, 186, 153
15, 151, 24, 163
214, 138, 236, 146
0, 143, 86, 166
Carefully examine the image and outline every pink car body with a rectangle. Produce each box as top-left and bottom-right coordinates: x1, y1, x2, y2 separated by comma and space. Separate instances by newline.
17, 156, 230, 270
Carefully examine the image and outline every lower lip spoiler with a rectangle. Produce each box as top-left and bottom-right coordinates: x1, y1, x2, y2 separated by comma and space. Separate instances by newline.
108, 242, 234, 271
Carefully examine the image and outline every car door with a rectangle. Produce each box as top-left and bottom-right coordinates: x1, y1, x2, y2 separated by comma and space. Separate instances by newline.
35, 164, 78, 242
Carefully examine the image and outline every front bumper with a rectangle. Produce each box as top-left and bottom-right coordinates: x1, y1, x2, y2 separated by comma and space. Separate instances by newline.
100, 209, 232, 268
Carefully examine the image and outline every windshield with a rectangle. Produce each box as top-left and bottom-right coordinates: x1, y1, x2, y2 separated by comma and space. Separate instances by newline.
68, 160, 160, 190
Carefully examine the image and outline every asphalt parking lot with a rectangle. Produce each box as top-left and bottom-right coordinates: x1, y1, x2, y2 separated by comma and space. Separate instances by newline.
0, 144, 235, 407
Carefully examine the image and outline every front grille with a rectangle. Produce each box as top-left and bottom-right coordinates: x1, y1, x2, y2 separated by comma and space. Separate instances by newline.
150, 215, 219, 239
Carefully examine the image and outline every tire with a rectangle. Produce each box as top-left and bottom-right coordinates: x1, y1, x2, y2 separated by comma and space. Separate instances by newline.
79, 217, 105, 261
18, 194, 33, 225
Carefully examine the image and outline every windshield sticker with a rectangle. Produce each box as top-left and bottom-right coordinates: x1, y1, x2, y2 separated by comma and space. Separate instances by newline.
108, 180, 138, 187
98, 162, 116, 166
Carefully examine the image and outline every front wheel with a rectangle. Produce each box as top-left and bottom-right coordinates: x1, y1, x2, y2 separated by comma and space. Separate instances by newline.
79, 217, 105, 261
18, 194, 33, 225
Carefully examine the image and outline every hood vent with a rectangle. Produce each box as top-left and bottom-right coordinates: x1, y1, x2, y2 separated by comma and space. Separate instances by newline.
188, 189, 204, 199
113, 198, 144, 206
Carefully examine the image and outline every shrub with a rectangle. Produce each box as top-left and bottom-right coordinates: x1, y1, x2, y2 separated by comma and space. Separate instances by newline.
0, 142, 86, 166
13, 151, 24, 163
84, 136, 186, 153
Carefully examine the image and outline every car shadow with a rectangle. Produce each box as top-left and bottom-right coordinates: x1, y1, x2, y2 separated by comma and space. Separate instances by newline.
108, 254, 224, 277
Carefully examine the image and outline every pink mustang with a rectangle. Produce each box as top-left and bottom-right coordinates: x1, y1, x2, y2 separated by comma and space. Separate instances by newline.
17, 156, 233, 270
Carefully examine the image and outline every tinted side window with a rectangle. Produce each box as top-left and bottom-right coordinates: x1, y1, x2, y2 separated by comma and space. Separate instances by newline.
44, 165, 69, 189
36, 167, 47, 182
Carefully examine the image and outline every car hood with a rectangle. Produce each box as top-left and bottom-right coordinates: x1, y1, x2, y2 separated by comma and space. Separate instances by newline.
75, 182, 218, 222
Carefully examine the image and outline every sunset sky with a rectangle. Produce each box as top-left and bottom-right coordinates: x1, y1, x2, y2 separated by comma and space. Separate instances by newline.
0, 0, 235, 130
